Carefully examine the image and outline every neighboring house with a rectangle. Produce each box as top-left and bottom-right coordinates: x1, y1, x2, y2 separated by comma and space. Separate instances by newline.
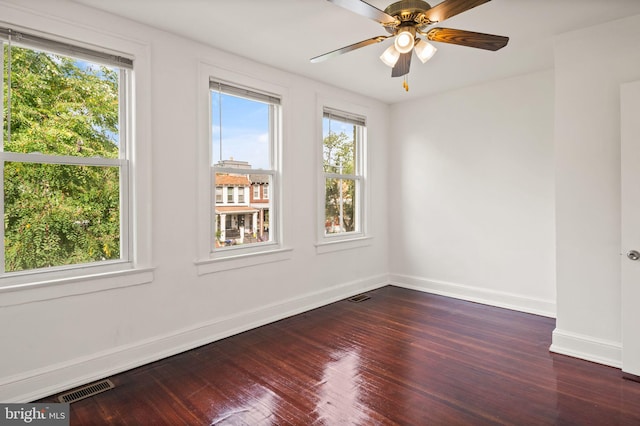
214, 173, 258, 244
249, 173, 270, 240
214, 159, 271, 245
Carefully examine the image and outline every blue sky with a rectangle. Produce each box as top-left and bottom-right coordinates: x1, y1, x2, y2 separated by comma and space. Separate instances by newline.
211, 93, 270, 169
323, 116, 353, 139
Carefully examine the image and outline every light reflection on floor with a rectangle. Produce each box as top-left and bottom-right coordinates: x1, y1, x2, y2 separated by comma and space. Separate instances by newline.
315, 349, 369, 425
210, 384, 277, 425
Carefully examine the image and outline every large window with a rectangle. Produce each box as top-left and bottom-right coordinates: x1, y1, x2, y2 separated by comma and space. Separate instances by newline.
1, 27, 132, 274
210, 80, 280, 250
322, 108, 366, 239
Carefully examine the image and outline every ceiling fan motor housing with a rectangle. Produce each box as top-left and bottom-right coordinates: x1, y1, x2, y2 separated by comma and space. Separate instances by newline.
384, 0, 434, 35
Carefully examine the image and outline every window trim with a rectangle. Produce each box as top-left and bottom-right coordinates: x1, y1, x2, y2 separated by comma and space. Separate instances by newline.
0, 21, 153, 303
316, 96, 370, 252
196, 63, 291, 274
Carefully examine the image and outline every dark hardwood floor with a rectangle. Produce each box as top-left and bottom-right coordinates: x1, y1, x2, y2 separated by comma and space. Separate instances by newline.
40, 286, 640, 425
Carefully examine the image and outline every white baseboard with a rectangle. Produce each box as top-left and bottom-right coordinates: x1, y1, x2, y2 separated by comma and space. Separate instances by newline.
550, 328, 622, 368
389, 273, 556, 318
0, 275, 388, 403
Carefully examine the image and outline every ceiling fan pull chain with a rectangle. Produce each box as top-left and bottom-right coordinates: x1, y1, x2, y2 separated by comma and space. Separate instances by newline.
403, 75, 409, 92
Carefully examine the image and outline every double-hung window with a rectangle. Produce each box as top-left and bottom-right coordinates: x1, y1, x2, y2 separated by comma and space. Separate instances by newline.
210, 80, 280, 251
321, 107, 366, 240
1, 27, 132, 275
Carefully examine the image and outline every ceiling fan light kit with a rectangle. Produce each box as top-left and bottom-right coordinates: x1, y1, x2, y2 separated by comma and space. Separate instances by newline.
311, 0, 509, 91
394, 29, 415, 53
414, 38, 437, 63
380, 44, 401, 67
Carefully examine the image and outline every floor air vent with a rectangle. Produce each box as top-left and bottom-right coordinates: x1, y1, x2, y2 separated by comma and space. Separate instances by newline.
57, 379, 115, 403
348, 294, 371, 303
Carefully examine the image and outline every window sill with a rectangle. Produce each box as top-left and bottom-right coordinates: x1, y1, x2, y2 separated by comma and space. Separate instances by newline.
195, 247, 293, 275
315, 235, 373, 254
0, 266, 155, 307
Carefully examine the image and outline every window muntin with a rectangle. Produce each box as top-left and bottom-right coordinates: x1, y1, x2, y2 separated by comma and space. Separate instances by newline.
322, 109, 365, 237
1, 28, 131, 274
210, 80, 279, 250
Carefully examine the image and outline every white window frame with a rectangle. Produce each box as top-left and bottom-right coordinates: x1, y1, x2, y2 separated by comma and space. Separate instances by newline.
253, 185, 260, 200
316, 97, 371, 253
195, 64, 291, 274
0, 22, 153, 305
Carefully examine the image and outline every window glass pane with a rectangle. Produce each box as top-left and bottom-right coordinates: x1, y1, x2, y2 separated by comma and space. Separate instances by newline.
3, 45, 120, 158
4, 162, 120, 272
214, 172, 272, 248
324, 177, 356, 234
323, 117, 355, 174
211, 92, 270, 169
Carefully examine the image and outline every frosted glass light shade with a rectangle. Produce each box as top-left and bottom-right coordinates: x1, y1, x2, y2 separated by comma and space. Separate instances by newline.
414, 39, 437, 63
380, 45, 400, 67
394, 31, 415, 54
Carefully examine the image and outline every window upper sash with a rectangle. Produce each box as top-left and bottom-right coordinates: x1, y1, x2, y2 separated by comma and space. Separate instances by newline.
209, 79, 281, 105
0, 26, 133, 69
323, 107, 366, 127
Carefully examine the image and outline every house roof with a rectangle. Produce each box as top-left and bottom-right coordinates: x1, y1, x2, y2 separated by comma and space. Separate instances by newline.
216, 174, 250, 186
250, 174, 270, 184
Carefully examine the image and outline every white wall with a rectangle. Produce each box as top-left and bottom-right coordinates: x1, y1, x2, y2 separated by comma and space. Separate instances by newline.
388, 70, 557, 317
551, 14, 640, 367
0, 0, 389, 402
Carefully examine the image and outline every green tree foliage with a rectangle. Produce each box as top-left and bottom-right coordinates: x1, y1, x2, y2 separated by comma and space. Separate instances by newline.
323, 129, 356, 233
3, 45, 121, 271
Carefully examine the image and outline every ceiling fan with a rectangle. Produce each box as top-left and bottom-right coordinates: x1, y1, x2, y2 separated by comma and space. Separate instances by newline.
311, 0, 509, 88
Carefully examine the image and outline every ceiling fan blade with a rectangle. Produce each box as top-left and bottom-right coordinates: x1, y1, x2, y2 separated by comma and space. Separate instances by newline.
391, 52, 412, 77
326, 0, 398, 25
423, 0, 491, 24
426, 28, 508, 51
310, 35, 390, 63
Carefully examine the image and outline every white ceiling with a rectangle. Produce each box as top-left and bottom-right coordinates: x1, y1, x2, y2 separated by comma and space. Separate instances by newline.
71, 0, 640, 104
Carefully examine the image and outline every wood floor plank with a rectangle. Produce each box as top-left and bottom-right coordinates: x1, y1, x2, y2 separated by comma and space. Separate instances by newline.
38, 286, 640, 425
